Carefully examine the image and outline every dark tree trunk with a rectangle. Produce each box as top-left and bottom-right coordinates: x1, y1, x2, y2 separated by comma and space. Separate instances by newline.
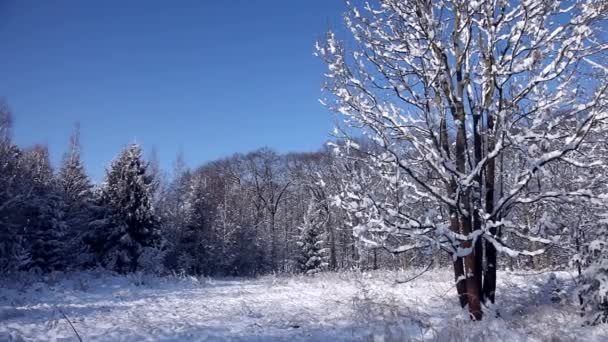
482, 113, 497, 304
270, 214, 276, 270
461, 214, 483, 320
440, 115, 468, 308
456, 106, 482, 320
472, 113, 484, 299
449, 208, 467, 308
453, 251, 468, 308
326, 206, 338, 270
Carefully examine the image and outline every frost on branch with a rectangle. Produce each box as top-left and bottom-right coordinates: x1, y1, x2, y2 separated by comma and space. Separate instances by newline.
318, 0, 608, 319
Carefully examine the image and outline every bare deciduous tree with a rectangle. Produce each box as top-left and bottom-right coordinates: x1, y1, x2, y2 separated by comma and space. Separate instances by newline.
318, 0, 608, 319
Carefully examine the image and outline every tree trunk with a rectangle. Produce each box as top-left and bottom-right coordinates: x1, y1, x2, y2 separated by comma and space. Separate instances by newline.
270, 213, 276, 271
326, 207, 338, 270
456, 108, 482, 320
450, 212, 468, 308
461, 215, 483, 320
472, 113, 484, 299
439, 114, 469, 309
482, 113, 497, 304
373, 249, 378, 270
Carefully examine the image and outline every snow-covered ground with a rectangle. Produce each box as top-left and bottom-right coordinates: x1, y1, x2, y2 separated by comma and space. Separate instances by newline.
1, 269, 607, 341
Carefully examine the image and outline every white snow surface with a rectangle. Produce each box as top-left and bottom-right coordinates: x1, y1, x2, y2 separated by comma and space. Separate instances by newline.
1, 269, 607, 341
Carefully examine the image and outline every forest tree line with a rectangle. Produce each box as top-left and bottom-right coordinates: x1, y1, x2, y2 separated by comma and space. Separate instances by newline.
0, 100, 424, 278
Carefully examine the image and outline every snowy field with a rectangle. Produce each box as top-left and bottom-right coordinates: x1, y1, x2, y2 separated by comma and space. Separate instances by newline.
1, 269, 607, 341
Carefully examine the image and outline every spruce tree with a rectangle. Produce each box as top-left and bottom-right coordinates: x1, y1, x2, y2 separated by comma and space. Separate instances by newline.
99, 143, 161, 273
158, 163, 192, 272
21, 146, 66, 272
179, 173, 215, 275
297, 201, 328, 275
0, 106, 27, 273
57, 125, 94, 269
27, 191, 67, 272
58, 124, 92, 203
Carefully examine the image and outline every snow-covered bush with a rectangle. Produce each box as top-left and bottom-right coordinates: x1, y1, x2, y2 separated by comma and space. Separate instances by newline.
137, 245, 167, 275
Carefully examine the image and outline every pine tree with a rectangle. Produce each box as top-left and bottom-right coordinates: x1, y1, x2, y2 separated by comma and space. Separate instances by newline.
58, 124, 92, 203
0, 105, 27, 273
297, 201, 328, 275
20, 145, 67, 272
98, 143, 161, 273
178, 173, 215, 275
27, 191, 67, 272
57, 125, 94, 269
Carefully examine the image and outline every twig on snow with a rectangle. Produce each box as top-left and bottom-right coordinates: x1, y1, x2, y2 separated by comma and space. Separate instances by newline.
59, 309, 83, 342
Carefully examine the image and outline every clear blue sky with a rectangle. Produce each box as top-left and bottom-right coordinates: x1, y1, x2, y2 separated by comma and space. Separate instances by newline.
0, 0, 345, 181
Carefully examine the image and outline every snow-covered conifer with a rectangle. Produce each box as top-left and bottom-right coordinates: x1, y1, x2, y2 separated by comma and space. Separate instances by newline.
58, 124, 92, 203
98, 143, 161, 273
56, 125, 96, 269
178, 173, 216, 275
578, 219, 608, 324
297, 201, 328, 275
20, 145, 67, 272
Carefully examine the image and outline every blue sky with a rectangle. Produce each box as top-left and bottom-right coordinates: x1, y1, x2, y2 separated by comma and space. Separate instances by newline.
0, 0, 345, 181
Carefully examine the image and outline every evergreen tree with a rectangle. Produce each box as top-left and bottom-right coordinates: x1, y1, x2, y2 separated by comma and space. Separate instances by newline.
58, 124, 92, 203
57, 125, 95, 269
98, 143, 161, 273
20, 145, 67, 272
26, 191, 67, 272
158, 163, 193, 272
578, 223, 608, 325
297, 201, 328, 275
0, 103, 27, 273
178, 173, 216, 275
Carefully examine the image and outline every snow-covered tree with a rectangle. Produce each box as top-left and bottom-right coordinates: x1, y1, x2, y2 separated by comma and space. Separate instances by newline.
57, 124, 96, 269
0, 101, 26, 273
0, 103, 62, 273
20, 145, 67, 272
26, 191, 67, 272
58, 124, 92, 203
244, 149, 291, 271
158, 153, 193, 271
177, 172, 216, 275
576, 169, 608, 324
297, 200, 328, 275
287, 151, 341, 270
317, 0, 608, 319
578, 232, 608, 324
98, 143, 161, 273
208, 156, 270, 276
